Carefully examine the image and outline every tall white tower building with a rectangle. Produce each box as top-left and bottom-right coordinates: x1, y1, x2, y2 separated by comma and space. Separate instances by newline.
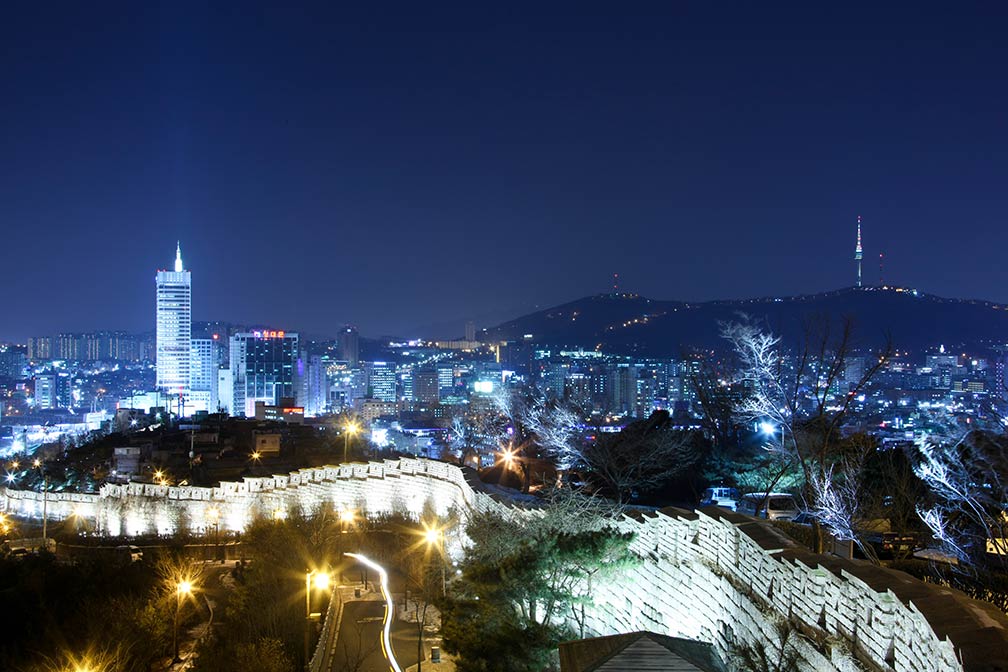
156, 242, 192, 404
855, 215, 863, 288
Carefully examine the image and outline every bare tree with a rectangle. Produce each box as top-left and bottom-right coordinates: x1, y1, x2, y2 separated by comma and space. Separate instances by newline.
335, 613, 381, 672
914, 427, 1008, 571
582, 410, 707, 503
722, 316, 890, 552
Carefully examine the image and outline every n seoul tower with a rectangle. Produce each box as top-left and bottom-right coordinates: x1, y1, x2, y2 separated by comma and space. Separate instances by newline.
855, 215, 863, 288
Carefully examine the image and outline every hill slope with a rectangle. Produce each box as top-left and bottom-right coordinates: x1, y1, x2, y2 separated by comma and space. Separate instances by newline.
483, 287, 1008, 355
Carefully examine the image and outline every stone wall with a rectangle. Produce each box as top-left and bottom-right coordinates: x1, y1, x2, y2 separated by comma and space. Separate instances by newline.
4, 458, 1004, 672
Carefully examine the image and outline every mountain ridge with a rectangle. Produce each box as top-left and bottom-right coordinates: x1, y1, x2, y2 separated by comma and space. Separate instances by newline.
483, 286, 1008, 355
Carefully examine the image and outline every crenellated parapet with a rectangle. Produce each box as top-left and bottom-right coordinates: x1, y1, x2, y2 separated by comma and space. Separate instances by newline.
4, 459, 1005, 671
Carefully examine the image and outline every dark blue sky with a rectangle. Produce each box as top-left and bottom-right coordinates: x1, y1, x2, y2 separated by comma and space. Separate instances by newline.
2, 2, 1007, 340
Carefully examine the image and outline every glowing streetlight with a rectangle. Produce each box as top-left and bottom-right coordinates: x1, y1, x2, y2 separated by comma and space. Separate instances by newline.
173, 579, 195, 663
339, 509, 355, 525
32, 457, 49, 543
501, 446, 516, 467
759, 421, 776, 436
251, 451, 261, 461
423, 524, 446, 596
343, 420, 360, 463
304, 569, 333, 667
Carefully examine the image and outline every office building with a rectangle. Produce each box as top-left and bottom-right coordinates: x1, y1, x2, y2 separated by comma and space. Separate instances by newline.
413, 368, 440, 404
338, 326, 360, 367
230, 330, 299, 417
366, 361, 397, 402
156, 243, 192, 401
190, 337, 221, 412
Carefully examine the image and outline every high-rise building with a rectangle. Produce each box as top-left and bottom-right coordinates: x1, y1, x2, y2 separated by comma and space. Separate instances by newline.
366, 361, 397, 402
55, 333, 81, 360
338, 326, 360, 367
190, 337, 221, 412
413, 368, 440, 404
465, 321, 476, 342
609, 362, 637, 415
300, 353, 329, 417
855, 215, 863, 288
27, 337, 52, 361
230, 330, 299, 417
156, 243, 192, 401
33, 371, 72, 410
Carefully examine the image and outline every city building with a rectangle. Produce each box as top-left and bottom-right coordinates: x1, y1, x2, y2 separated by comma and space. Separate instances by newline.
366, 361, 397, 402
413, 368, 440, 404
27, 337, 52, 361
230, 330, 299, 417
190, 337, 221, 413
337, 326, 360, 367
156, 243, 192, 405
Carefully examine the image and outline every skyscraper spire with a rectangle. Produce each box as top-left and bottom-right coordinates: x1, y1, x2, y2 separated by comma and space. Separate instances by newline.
855, 216, 863, 288
175, 241, 183, 273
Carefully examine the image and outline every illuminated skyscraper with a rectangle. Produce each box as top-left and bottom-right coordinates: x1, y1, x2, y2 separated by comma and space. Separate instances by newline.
230, 330, 299, 416
855, 215, 863, 288
190, 337, 221, 412
366, 361, 397, 402
156, 242, 192, 401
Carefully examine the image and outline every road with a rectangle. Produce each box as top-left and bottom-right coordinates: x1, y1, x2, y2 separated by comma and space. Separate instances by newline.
330, 553, 423, 672
332, 600, 420, 672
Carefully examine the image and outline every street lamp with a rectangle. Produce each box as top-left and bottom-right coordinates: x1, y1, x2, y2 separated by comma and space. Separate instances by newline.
173, 579, 194, 663
33, 458, 48, 544
337, 509, 355, 580
342, 420, 360, 464
423, 525, 446, 597
758, 421, 784, 453
206, 507, 220, 561
304, 569, 332, 669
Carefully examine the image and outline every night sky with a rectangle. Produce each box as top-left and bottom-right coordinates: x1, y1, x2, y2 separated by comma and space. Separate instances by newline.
2, 3, 1007, 341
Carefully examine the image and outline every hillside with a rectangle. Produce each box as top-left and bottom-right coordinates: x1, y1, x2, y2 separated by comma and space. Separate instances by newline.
483, 287, 1008, 355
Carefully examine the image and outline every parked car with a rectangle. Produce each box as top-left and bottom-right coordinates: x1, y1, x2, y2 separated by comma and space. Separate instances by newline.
700, 486, 740, 511
737, 493, 801, 521
856, 519, 919, 559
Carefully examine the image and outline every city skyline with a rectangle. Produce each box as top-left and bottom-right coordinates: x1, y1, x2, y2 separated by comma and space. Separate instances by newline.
3, 4, 1008, 341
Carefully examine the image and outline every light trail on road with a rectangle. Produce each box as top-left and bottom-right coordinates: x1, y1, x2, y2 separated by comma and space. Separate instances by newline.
344, 552, 403, 672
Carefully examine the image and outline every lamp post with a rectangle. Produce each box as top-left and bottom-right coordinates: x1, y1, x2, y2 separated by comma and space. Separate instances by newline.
304, 569, 331, 670
424, 526, 446, 597
206, 507, 220, 562
338, 509, 354, 581
343, 420, 359, 464
173, 580, 193, 663
33, 458, 48, 545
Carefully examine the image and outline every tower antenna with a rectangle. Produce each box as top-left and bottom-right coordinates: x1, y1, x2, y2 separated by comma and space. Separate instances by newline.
879, 251, 884, 287
613, 272, 619, 294
855, 216, 863, 288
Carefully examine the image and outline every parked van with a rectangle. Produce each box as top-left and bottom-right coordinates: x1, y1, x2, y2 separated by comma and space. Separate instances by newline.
737, 493, 801, 521
115, 545, 143, 563
700, 486, 740, 511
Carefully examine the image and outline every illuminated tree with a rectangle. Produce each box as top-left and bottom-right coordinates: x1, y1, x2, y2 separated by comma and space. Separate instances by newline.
721, 317, 889, 552
441, 503, 635, 672
913, 427, 1008, 571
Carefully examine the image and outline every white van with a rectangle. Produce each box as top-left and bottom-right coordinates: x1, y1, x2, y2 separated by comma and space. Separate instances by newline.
737, 493, 800, 521
115, 545, 143, 563
700, 486, 740, 511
